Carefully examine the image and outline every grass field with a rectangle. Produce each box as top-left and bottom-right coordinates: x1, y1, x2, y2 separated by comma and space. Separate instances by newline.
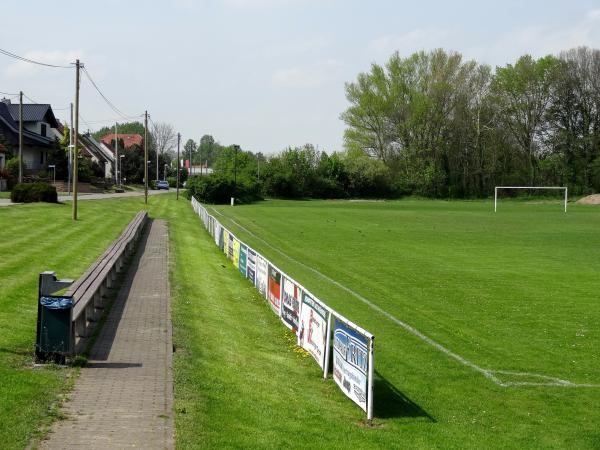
2, 196, 599, 448
207, 198, 600, 448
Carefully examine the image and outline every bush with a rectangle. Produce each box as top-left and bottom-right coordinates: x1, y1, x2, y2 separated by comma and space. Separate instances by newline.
185, 174, 262, 204
11, 182, 58, 203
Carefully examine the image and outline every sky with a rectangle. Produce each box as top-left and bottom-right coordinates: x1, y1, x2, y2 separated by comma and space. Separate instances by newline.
1, 0, 599, 154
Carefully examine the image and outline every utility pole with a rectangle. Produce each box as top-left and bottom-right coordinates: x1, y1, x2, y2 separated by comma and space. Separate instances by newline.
144, 111, 148, 205
73, 60, 80, 221
176, 132, 180, 200
114, 122, 118, 185
18, 91, 23, 183
68, 102, 73, 194
189, 141, 192, 177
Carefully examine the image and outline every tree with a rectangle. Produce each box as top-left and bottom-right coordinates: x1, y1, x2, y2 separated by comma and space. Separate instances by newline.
491, 55, 560, 186
151, 122, 177, 156
183, 139, 197, 165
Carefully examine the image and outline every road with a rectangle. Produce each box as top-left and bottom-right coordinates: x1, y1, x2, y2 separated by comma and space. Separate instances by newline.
0, 189, 175, 206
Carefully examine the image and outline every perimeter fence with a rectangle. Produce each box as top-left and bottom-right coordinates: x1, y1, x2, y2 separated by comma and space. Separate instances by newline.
190, 197, 375, 419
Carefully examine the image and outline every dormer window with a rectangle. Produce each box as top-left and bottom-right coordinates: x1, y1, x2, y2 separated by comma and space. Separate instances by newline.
41, 123, 47, 137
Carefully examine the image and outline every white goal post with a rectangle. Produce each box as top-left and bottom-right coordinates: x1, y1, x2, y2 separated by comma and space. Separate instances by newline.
494, 186, 568, 213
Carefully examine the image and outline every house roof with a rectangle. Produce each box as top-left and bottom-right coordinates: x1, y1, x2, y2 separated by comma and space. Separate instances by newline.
2, 101, 59, 128
100, 133, 143, 149
0, 102, 55, 147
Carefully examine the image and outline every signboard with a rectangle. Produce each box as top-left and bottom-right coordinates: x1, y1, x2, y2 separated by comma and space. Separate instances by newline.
215, 223, 224, 251
233, 238, 241, 268
239, 244, 248, 277
246, 248, 256, 285
223, 229, 230, 256
333, 318, 369, 413
228, 233, 234, 261
267, 265, 282, 315
299, 292, 329, 369
281, 277, 301, 332
256, 254, 268, 298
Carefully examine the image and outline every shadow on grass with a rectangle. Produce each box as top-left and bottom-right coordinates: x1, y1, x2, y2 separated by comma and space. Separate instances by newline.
374, 371, 435, 422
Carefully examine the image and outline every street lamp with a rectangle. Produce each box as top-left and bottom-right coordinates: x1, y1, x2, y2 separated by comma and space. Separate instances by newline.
119, 155, 125, 187
232, 144, 239, 206
47, 164, 56, 186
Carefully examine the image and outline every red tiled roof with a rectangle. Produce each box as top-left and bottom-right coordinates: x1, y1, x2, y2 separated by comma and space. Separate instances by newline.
100, 133, 143, 149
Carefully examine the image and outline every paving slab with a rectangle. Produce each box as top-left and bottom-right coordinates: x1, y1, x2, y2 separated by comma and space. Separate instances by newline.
41, 219, 173, 450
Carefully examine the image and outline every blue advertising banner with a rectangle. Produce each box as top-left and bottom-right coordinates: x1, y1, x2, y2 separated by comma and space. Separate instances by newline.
239, 244, 248, 277
333, 318, 369, 413
246, 248, 256, 285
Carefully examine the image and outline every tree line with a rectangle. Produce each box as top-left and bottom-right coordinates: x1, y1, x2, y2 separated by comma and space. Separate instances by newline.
341, 46, 600, 197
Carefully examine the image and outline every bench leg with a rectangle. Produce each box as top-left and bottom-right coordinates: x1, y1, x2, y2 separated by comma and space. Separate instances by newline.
75, 311, 87, 338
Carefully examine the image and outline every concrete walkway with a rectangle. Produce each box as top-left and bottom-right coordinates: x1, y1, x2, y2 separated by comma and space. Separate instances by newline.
41, 219, 173, 449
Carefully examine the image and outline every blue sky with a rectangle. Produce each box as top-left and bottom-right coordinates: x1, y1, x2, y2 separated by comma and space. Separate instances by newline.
1, 0, 599, 154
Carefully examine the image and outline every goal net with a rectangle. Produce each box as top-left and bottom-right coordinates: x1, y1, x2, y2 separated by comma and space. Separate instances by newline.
494, 186, 568, 212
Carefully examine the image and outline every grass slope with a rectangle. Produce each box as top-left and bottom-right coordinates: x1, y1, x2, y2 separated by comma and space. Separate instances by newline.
0, 199, 143, 448
206, 199, 600, 449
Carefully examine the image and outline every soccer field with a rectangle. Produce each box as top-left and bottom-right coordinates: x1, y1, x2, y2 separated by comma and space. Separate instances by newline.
209, 198, 600, 448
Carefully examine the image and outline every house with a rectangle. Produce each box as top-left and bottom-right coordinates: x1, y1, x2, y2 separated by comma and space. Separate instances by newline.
0, 98, 60, 174
189, 163, 213, 176
99, 133, 143, 151
79, 133, 115, 179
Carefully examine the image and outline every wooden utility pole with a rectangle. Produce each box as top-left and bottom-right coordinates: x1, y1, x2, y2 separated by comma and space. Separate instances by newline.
18, 91, 23, 183
176, 132, 180, 200
115, 122, 118, 185
73, 60, 80, 220
144, 110, 148, 205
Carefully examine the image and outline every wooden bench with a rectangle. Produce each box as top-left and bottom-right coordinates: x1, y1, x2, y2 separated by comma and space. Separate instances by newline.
65, 211, 147, 352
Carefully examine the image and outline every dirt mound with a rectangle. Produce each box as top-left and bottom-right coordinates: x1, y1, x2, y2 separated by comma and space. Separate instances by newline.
576, 194, 600, 205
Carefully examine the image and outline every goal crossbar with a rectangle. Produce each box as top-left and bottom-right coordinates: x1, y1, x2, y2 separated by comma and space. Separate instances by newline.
494, 186, 568, 212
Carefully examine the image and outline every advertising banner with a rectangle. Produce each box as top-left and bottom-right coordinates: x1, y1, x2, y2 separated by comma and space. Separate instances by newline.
223, 229, 230, 256
267, 265, 282, 316
239, 244, 248, 277
333, 318, 369, 413
215, 223, 224, 251
228, 233, 235, 261
256, 254, 268, 298
299, 292, 329, 369
246, 248, 256, 285
233, 238, 241, 268
281, 277, 301, 332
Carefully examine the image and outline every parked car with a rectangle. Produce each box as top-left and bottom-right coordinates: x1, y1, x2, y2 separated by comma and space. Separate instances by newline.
157, 180, 169, 190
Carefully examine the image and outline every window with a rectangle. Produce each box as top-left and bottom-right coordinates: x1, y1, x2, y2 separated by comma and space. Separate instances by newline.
40, 123, 47, 136
40, 151, 44, 164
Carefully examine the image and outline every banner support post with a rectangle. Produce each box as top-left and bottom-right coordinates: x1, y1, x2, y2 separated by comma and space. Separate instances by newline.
323, 312, 333, 379
367, 336, 375, 422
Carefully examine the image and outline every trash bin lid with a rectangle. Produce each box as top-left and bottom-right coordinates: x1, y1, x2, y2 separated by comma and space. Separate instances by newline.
40, 296, 74, 309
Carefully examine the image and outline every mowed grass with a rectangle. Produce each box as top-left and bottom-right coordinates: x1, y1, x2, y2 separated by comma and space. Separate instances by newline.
3, 195, 599, 448
207, 198, 600, 448
0, 198, 144, 448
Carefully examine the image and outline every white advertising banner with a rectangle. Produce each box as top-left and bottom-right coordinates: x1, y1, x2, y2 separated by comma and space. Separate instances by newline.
298, 292, 329, 369
256, 254, 268, 299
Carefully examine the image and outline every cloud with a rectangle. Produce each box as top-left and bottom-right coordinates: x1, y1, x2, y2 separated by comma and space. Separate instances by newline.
3, 49, 81, 78
272, 59, 342, 88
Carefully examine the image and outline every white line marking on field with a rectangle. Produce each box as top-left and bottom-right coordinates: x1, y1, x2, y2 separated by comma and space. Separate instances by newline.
211, 207, 600, 389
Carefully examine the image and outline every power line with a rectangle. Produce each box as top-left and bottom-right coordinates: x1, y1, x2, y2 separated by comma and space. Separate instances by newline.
0, 47, 72, 69
0, 90, 19, 96
81, 66, 141, 122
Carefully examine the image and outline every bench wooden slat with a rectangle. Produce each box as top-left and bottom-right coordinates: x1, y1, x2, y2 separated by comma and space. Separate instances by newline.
70, 211, 147, 322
